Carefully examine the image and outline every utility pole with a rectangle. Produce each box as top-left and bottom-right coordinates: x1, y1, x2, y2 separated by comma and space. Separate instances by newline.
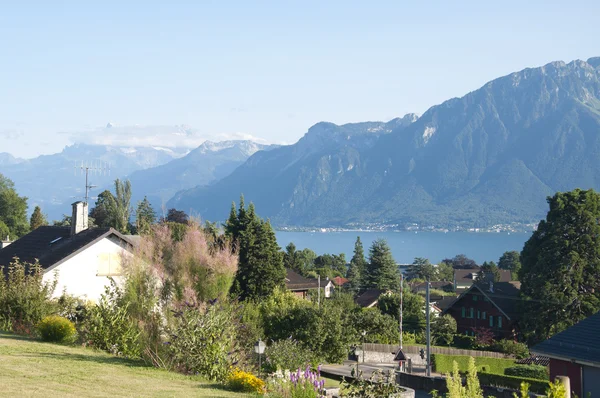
318, 274, 321, 308
425, 279, 431, 377
399, 273, 403, 350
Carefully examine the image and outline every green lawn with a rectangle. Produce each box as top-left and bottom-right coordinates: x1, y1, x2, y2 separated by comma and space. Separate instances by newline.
0, 332, 252, 397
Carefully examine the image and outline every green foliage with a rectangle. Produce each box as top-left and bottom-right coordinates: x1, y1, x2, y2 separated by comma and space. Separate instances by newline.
340, 369, 403, 397
229, 198, 285, 300
166, 302, 240, 381
135, 196, 155, 235
365, 239, 400, 290
433, 358, 482, 398
263, 339, 318, 373
90, 190, 114, 227
435, 262, 455, 282
452, 334, 476, 349
313, 253, 346, 278
545, 378, 567, 398
432, 354, 516, 375
431, 315, 457, 346
37, 315, 76, 343
490, 339, 529, 359
0, 173, 29, 239
504, 365, 548, 380
82, 281, 141, 358
0, 259, 56, 334
377, 291, 425, 332
29, 206, 48, 230
498, 251, 521, 276
478, 261, 501, 282
346, 236, 367, 292
351, 308, 399, 344
520, 189, 600, 344
407, 257, 436, 280
226, 368, 265, 394
478, 372, 549, 394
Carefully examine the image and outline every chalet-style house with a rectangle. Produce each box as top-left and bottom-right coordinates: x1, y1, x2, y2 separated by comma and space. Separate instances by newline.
443, 281, 521, 339
285, 269, 322, 299
0, 202, 134, 302
453, 268, 512, 292
532, 311, 600, 397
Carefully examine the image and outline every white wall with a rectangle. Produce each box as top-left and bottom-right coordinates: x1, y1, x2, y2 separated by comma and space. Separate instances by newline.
42, 236, 131, 302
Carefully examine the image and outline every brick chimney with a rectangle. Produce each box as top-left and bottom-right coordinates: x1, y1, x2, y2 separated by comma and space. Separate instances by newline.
71, 201, 89, 236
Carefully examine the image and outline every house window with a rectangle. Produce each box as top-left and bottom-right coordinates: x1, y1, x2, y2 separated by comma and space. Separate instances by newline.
470, 308, 474, 318
97, 253, 122, 276
482, 312, 486, 320
473, 295, 478, 301
477, 310, 480, 319
489, 315, 494, 327
498, 316, 502, 328
461, 307, 466, 318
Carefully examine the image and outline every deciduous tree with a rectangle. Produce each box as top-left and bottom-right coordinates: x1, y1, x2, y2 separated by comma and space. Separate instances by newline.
0, 173, 29, 238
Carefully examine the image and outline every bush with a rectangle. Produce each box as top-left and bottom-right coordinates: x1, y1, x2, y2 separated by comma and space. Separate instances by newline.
478, 372, 549, 394
491, 339, 530, 359
264, 339, 318, 373
267, 366, 326, 398
226, 367, 265, 393
166, 301, 240, 381
505, 365, 548, 380
0, 259, 56, 334
341, 369, 404, 397
452, 334, 476, 349
37, 315, 76, 343
82, 281, 141, 358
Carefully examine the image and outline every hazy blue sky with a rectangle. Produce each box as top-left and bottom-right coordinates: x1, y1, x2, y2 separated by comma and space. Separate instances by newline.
1, 1, 598, 158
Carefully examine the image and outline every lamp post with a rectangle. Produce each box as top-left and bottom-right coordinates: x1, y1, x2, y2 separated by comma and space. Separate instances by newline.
354, 345, 362, 378
361, 330, 366, 364
254, 339, 266, 377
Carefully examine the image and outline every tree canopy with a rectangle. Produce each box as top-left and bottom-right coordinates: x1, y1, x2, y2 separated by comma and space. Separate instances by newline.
364, 238, 399, 290
29, 206, 48, 231
135, 197, 156, 235
519, 189, 600, 343
347, 236, 366, 291
0, 173, 29, 239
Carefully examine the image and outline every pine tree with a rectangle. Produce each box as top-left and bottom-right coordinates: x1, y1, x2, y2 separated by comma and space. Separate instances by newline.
135, 197, 156, 235
520, 189, 600, 344
365, 238, 399, 290
29, 206, 48, 230
347, 236, 367, 291
230, 199, 285, 300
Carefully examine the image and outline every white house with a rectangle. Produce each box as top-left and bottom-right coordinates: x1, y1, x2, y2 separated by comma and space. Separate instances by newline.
0, 201, 135, 302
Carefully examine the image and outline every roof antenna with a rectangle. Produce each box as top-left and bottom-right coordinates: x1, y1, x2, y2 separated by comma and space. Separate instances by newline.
74, 161, 111, 204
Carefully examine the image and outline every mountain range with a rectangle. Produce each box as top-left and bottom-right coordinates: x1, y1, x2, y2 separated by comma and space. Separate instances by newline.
169, 57, 600, 228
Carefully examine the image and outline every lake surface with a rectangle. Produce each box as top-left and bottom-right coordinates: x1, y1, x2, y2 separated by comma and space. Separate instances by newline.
275, 231, 532, 264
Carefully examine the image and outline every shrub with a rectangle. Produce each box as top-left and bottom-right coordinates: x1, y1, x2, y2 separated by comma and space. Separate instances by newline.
264, 338, 318, 373
82, 281, 141, 358
268, 366, 326, 398
0, 259, 56, 334
37, 315, 76, 343
166, 301, 240, 381
452, 334, 476, 349
491, 339, 530, 359
226, 367, 265, 393
504, 364, 548, 380
478, 372, 549, 394
432, 354, 516, 375
431, 315, 457, 346
341, 369, 404, 397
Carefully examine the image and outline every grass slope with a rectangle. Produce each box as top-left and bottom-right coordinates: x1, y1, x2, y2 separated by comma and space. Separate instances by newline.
0, 332, 251, 398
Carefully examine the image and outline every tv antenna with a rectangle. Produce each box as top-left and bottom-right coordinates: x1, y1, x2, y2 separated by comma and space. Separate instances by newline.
74, 161, 111, 204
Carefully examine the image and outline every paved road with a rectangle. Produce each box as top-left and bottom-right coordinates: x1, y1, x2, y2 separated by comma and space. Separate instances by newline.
321, 362, 432, 397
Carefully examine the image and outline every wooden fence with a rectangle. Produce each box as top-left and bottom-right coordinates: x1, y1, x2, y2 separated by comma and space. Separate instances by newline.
362, 343, 511, 359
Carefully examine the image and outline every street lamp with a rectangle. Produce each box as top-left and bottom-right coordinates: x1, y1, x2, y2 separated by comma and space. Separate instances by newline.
354, 345, 363, 378
254, 339, 266, 377
361, 330, 367, 364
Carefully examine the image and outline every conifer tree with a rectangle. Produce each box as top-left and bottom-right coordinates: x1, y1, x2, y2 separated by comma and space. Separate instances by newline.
135, 197, 156, 235
29, 206, 48, 230
229, 198, 285, 300
347, 236, 366, 291
365, 238, 399, 290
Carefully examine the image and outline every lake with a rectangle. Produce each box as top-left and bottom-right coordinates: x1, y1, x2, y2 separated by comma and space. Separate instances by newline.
275, 231, 532, 264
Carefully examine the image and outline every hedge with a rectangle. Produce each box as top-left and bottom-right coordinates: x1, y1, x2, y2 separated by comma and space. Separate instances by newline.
478, 372, 549, 394
504, 365, 549, 380
432, 354, 516, 375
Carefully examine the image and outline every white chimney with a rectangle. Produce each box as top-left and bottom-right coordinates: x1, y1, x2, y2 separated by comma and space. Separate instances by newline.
71, 201, 89, 236
0, 235, 11, 249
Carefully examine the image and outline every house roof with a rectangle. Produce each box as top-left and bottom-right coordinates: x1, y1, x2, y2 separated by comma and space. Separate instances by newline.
355, 289, 385, 308
0, 226, 134, 275
436, 296, 458, 312
443, 281, 522, 321
331, 276, 349, 286
454, 268, 512, 284
285, 269, 320, 291
515, 356, 550, 367
413, 281, 453, 291
531, 311, 600, 367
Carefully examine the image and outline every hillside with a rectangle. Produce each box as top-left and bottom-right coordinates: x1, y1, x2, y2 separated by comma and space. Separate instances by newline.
170, 57, 600, 228
0, 332, 250, 397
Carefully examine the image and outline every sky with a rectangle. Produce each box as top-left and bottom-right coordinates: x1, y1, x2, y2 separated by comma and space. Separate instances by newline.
0, 1, 599, 158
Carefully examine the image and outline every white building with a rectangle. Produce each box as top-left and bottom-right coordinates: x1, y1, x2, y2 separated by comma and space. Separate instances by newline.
0, 201, 135, 302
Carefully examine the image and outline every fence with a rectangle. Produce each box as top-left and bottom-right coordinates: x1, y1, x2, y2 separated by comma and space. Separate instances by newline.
362, 343, 511, 359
